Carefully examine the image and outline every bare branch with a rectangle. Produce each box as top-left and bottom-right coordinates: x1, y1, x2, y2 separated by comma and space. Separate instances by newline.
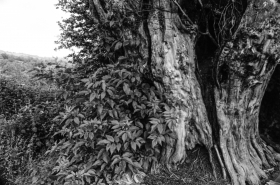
89, 0, 107, 23
199, 18, 219, 47
171, 0, 194, 26
88, 0, 99, 23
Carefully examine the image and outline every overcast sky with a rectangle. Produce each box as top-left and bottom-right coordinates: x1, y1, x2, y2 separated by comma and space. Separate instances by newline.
0, 0, 71, 57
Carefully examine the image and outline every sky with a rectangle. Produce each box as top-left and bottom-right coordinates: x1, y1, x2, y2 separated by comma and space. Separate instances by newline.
0, 0, 71, 58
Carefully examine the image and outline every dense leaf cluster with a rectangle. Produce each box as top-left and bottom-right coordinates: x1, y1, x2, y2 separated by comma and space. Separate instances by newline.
43, 63, 179, 184
0, 77, 64, 184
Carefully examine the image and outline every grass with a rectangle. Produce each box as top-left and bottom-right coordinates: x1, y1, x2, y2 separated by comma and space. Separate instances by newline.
142, 146, 280, 185
143, 146, 229, 185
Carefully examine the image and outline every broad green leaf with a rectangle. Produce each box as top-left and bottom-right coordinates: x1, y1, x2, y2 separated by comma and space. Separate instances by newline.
123, 83, 130, 95
81, 78, 89, 83
109, 143, 116, 154
117, 143, 121, 151
157, 124, 163, 134
101, 92, 106, 100
103, 152, 109, 163
118, 56, 127, 61
92, 160, 102, 167
97, 139, 110, 145
102, 81, 106, 91
122, 133, 127, 142
133, 162, 142, 169
111, 157, 120, 166
74, 117, 79, 124
97, 105, 103, 115
115, 42, 122, 51
131, 141, 136, 151
109, 21, 114, 27
106, 135, 114, 142
107, 89, 113, 96
90, 93, 95, 101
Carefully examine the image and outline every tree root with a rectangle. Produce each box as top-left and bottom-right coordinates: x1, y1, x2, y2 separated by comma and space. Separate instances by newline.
214, 144, 227, 179
212, 133, 280, 185
208, 147, 217, 179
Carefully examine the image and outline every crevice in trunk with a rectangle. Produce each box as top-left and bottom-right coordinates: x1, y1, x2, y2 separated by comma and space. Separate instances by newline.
195, 35, 219, 143
259, 64, 280, 153
195, 34, 227, 180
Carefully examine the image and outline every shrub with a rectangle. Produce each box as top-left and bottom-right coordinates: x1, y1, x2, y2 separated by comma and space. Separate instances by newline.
42, 63, 178, 185
0, 77, 64, 184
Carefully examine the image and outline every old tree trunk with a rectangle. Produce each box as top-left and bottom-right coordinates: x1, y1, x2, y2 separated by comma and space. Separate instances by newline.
90, 0, 280, 184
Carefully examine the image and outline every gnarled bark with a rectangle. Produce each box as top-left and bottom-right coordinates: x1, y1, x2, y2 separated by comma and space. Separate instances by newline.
214, 0, 280, 184
145, 0, 213, 164
88, 0, 280, 184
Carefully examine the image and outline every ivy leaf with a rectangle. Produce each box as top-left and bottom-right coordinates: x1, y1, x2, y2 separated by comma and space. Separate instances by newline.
109, 143, 116, 154
117, 143, 121, 151
136, 121, 143, 128
111, 157, 120, 166
92, 160, 102, 167
103, 152, 109, 163
89, 132, 94, 140
107, 89, 113, 97
152, 139, 157, 148
97, 140, 110, 145
118, 56, 127, 62
123, 40, 130, 46
74, 117, 80, 124
101, 92, 106, 100
157, 124, 163, 134
123, 83, 130, 95
90, 93, 95, 102
106, 135, 114, 142
133, 162, 142, 169
113, 109, 118, 118
97, 105, 103, 115
81, 78, 89, 83
109, 21, 114, 27
122, 133, 127, 142
115, 42, 122, 51
102, 81, 106, 91
97, 149, 105, 159
131, 142, 136, 151
123, 157, 133, 165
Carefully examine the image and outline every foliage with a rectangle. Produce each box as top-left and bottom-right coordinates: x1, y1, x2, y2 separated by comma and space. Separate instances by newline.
8, 1, 181, 184
40, 61, 179, 184
0, 77, 65, 184
0, 50, 68, 88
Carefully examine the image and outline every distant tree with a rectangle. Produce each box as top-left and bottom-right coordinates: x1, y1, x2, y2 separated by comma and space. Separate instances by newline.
1, 53, 9, 60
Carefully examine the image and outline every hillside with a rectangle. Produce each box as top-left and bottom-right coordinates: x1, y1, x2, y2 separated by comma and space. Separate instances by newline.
0, 50, 70, 86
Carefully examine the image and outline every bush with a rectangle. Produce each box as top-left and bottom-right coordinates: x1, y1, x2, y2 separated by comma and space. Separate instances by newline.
0, 77, 65, 184
40, 63, 178, 185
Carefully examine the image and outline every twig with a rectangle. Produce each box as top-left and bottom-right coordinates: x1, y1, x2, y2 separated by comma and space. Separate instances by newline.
170, 172, 180, 180
172, 0, 194, 26
208, 147, 217, 180
199, 17, 219, 47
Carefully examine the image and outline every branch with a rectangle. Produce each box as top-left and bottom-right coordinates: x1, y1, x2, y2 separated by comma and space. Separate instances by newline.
199, 18, 219, 47
89, 0, 107, 23
88, 0, 99, 23
171, 0, 194, 26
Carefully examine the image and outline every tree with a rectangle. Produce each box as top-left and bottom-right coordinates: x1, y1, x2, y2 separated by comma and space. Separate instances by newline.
1, 53, 9, 60
55, 0, 280, 185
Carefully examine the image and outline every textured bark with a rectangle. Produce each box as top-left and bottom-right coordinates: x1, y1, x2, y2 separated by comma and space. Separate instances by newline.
214, 0, 280, 184
144, 0, 213, 165
88, 0, 280, 184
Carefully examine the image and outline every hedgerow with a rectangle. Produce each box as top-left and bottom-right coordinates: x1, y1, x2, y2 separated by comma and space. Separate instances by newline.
30, 62, 179, 185
0, 77, 65, 184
